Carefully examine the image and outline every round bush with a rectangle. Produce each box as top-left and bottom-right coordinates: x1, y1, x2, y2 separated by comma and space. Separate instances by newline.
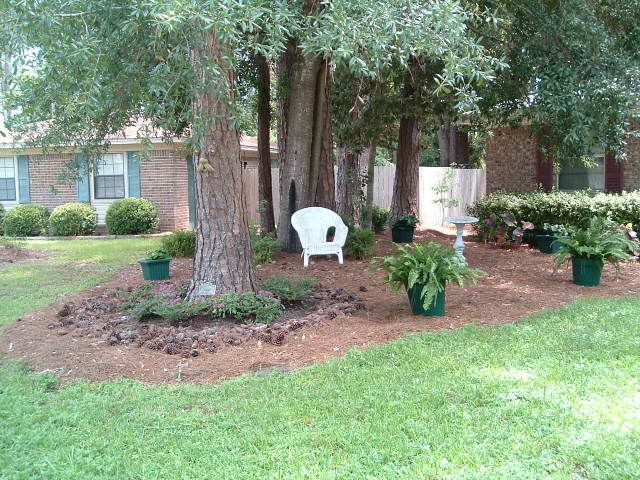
105, 198, 159, 235
3, 204, 50, 237
49, 203, 98, 236
161, 230, 196, 257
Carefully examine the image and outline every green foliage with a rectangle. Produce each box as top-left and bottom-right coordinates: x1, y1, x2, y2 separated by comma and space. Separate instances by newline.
161, 230, 196, 257
373, 241, 483, 310
371, 206, 390, 233
210, 292, 283, 323
48, 202, 97, 236
345, 227, 375, 260
121, 283, 208, 324
3, 204, 49, 237
252, 231, 280, 264
145, 249, 170, 261
432, 170, 459, 218
105, 198, 159, 235
0, 204, 5, 235
391, 214, 417, 230
258, 276, 314, 302
553, 217, 637, 271
468, 191, 640, 235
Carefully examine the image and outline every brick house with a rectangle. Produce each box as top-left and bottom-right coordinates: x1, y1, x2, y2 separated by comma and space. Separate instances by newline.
485, 127, 640, 194
0, 130, 277, 231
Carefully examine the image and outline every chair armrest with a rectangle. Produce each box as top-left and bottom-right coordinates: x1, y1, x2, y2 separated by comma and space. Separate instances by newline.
333, 223, 349, 247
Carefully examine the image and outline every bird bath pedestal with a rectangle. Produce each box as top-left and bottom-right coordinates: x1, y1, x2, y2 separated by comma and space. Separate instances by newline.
443, 215, 478, 264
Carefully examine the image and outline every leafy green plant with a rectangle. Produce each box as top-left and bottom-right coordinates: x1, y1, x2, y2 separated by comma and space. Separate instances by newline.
161, 230, 196, 257
3, 204, 50, 237
371, 206, 390, 233
543, 223, 574, 237
432, 169, 459, 222
49, 202, 98, 236
553, 217, 637, 272
372, 241, 483, 310
210, 292, 283, 323
345, 227, 375, 259
392, 214, 417, 230
0, 204, 5, 235
145, 249, 170, 260
121, 283, 208, 324
105, 198, 159, 235
259, 276, 314, 302
252, 231, 280, 264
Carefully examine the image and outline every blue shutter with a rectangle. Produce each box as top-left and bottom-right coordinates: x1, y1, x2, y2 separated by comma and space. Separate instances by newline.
17, 155, 30, 203
75, 153, 90, 202
127, 151, 141, 197
187, 156, 196, 229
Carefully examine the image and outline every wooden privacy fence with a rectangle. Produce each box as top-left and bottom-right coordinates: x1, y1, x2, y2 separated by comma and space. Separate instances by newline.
242, 166, 486, 227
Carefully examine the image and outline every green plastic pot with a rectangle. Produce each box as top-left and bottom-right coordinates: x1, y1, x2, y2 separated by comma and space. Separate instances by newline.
392, 226, 415, 243
536, 234, 563, 254
407, 283, 446, 316
571, 256, 602, 287
139, 258, 171, 281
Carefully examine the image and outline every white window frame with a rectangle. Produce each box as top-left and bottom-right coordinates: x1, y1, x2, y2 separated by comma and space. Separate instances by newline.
0, 155, 19, 208
90, 153, 128, 204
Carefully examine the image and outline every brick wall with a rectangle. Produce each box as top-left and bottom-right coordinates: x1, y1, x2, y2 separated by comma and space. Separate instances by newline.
140, 149, 190, 231
28, 153, 77, 209
485, 127, 540, 193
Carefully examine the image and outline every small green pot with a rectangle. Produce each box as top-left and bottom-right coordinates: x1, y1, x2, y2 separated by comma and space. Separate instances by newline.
536, 234, 563, 254
392, 226, 415, 243
139, 258, 171, 281
571, 256, 602, 287
407, 284, 446, 316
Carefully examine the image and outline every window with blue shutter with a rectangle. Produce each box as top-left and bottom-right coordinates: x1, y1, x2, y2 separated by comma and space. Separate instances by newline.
127, 151, 141, 197
75, 153, 91, 202
187, 156, 196, 229
17, 155, 30, 203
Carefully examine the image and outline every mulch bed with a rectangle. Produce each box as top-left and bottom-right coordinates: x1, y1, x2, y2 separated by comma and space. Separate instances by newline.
2, 228, 640, 384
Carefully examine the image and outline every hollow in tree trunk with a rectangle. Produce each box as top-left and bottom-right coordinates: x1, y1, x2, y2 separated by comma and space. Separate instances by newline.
187, 30, 256, 299
256, 53, 276, 234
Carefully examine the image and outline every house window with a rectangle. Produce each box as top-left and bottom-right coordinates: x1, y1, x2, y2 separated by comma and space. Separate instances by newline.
94, 153, 126, 199
558, 154, 605, 191
0, 156, 17, 201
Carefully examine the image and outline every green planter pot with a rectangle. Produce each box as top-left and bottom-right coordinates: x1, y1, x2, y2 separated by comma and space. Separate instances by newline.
407, 284, 446, 316
571, 256, 602, 287
536, 234, 563, 254
392, 226, 415, 243
139, 258, 171, 281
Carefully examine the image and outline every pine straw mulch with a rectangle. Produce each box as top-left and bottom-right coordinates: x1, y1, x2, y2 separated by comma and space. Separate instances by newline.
2, 228, 639, 384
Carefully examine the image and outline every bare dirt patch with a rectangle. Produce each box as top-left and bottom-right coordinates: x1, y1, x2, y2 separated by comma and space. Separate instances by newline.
3, 229, 639, 384
0, 242, 46, 266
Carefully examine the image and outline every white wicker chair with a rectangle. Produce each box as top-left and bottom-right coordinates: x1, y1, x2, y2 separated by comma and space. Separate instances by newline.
291, 207, 348, 267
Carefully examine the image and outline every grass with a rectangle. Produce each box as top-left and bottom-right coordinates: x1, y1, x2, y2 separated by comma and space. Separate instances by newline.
1, 295, 640, 479
0, 238, 159, 328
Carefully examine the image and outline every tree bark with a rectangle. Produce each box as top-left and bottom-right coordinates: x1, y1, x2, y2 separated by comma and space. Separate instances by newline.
256, 53, 275, 234
437, 120, 452, 167
362, 140, 378, 230
314, 65, 335, 210
336, 146, 368, 222
187, 30, 256, 299
390, 116, 420, 223
276, 50, 333, 252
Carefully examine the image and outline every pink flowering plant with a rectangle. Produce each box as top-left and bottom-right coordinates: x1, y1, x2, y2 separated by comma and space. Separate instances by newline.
480, 212, 534, 246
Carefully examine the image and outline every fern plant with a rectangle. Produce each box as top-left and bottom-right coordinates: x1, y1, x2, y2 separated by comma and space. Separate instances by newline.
553, 217, 637, 271
372, 241, 484, 310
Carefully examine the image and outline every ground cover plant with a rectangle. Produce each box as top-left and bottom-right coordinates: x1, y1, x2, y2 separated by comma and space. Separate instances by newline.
1, 296, 640, 478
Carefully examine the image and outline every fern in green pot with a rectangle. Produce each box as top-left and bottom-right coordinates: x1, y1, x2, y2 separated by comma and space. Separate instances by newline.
372, 241, 483, 316
553, 217, 636, 287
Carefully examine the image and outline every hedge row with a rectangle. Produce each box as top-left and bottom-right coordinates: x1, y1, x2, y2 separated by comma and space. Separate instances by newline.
1, 198, 159, 237
467, 190, 640, 232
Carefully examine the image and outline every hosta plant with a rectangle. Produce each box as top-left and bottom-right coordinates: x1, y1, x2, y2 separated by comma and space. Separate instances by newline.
553, 217, 637, 272
372, 241, 484, 310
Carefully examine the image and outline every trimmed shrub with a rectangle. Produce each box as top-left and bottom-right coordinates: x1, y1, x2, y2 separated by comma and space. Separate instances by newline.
49, 203, 97, 236
371, 206, 390, 233
468, 190, 640, 236
345, 227, 375, 259
0, 204, 4, 235
3, 204, 50, 237
161, 230, 196, 257
105, 198, 159, 235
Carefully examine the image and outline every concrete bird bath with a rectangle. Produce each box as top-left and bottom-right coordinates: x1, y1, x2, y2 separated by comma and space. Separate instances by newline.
443, 215, 478, 264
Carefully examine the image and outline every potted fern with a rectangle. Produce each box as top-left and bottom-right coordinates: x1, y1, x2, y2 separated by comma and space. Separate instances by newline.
554, 217, 636, 286
391, 214, 418, 243
372, 241, 483, 316
139, 248, 171, 280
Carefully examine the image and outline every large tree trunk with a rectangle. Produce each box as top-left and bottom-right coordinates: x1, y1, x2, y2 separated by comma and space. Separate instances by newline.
438, 122, 470, 167
256, 53, 275, 234
336, 146, 368, 222
187, 31, 256, 299
314, 67, 335, 210
277, 50, 333, 252
438, 120, 452, 167
390, 116, 420, 223
362, 140, 378, 230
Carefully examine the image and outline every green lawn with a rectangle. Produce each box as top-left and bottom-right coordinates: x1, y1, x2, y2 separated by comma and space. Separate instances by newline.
0, 238, 159, 328
1, 292, 639, 478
